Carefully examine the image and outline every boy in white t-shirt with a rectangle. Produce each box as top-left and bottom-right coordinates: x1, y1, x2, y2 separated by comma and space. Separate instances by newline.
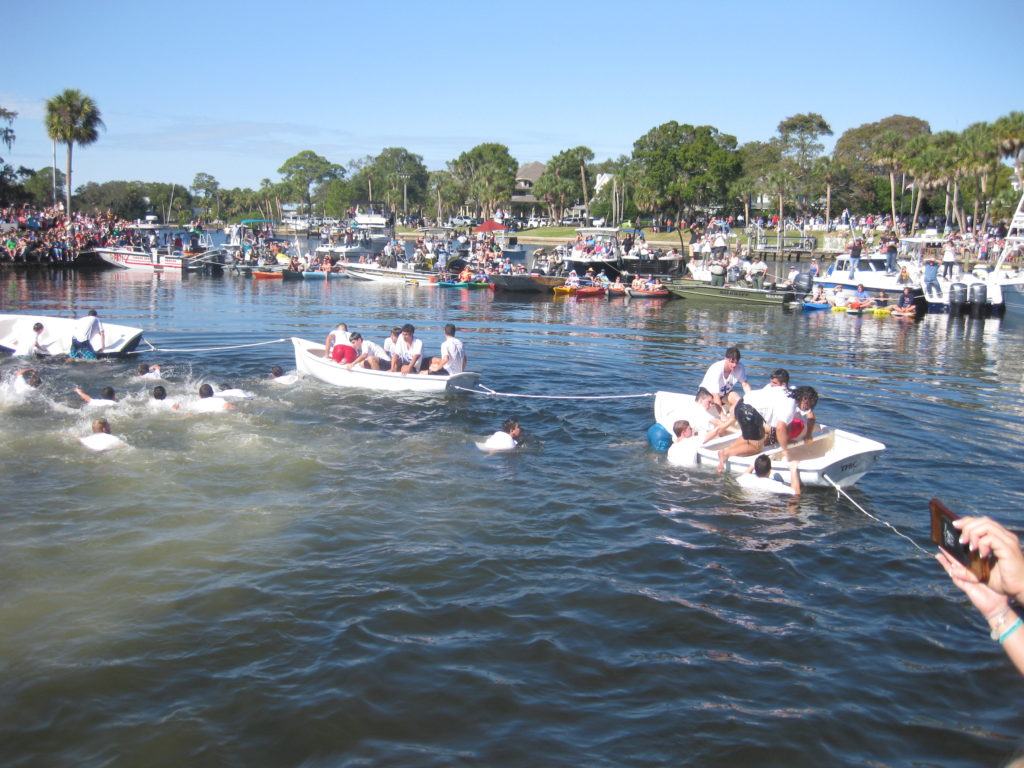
737, 454, 802, 496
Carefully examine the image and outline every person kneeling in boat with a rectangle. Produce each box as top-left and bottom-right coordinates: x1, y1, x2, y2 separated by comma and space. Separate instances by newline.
716, 371, 798, 472
325, 322, 356, 364
346, 332, 390, 371
737, 455, 802, 496
421, 323, 465, 376
389, 323, 423, 375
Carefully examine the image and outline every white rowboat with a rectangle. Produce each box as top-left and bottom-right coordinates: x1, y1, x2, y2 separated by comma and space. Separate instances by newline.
0, 313, 145, 357
654, 390, 885, 488
291, 337, 480, 394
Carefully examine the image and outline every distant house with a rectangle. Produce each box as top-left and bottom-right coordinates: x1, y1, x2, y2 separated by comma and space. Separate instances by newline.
511, 161, 545, 213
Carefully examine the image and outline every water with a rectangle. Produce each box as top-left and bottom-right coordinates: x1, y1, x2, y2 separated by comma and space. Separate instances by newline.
2, 270, 1023, 767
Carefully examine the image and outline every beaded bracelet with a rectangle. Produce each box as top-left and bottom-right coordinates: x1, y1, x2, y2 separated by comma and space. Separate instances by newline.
999, 618, 1023, 645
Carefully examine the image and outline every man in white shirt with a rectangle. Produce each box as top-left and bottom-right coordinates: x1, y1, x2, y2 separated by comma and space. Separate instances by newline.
69, 310, 105, 359
666, 420, 702, 467
424, 323, 466, 375
346, 332, 390, 370
389, 323, 423, 374
715, 370, 798, 471
13, 321, 48, 357
699, 346, 750, 413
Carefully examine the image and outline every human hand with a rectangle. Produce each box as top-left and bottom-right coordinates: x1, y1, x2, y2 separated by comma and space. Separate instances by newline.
936, 548, 1008, 618
955, 517, 1024, 602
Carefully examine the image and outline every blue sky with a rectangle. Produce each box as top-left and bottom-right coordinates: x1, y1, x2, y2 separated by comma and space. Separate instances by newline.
2, 0, 1018, 192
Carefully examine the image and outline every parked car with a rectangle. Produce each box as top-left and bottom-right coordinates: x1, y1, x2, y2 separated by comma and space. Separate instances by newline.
449, 216, 474, 227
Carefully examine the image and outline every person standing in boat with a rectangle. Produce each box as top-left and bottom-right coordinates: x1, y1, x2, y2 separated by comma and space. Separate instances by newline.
941, 240, 958, 280
847, 238, 863, 279
389, 324, 423, 375
699, 347, 751, 415
423, 323, 465, 376
68, 309, 105, 360
884, 233, 899, 274
923, 256, 942, 299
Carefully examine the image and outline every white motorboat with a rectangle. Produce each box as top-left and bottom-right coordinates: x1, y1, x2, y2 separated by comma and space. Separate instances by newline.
0, 313, 145, 357
93, 246, 189, 274
653, 390, 886, 488
342, 262, 435, 284
291, 337, 480, 394
990, 191, 1024, 319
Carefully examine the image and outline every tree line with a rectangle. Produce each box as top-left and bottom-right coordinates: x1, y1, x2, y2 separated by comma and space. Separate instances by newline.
1, 90, 1021, 232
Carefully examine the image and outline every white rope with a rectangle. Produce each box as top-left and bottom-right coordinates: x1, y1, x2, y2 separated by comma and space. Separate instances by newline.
824, 474, 931, 557
136, 337, 290, 354
449, 382, 656, 400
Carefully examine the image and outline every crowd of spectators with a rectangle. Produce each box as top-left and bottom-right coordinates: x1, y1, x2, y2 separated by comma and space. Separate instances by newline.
0, 203, 194, 264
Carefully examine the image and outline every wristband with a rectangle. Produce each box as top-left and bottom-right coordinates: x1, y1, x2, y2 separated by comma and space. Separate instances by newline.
999, 618, 1023, 645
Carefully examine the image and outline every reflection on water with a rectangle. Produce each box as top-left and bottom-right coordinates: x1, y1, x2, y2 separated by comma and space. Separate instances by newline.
1, 270, 1024, 766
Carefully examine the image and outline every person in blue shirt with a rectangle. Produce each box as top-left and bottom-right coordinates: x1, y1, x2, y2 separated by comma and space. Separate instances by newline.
923, 257, 942, 298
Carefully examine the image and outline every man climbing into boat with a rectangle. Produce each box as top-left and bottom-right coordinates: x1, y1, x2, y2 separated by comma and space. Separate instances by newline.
389, 324, 423, 375
737, 455, 802, 496
68, 310, 105, 360
667, 420, 702, 467
699, 346, 750, 415
715, 370, 799, 472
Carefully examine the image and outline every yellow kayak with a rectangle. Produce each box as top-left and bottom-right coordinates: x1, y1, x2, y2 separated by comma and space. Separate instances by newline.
831, 305, 848, 313
553, 285, 577, 296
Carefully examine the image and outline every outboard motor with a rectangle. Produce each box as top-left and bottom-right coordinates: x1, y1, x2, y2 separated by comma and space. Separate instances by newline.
969, 283, 988, 317
792, 273, 813, 297
948, 283, 967, 314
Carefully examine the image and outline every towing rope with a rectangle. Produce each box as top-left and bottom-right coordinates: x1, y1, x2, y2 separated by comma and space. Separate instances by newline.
450, 382, 656, 401
135, 337, 290, 354
824, 474, 930, 556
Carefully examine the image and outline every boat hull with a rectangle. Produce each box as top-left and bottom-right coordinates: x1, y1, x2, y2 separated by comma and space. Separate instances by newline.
342, 264, 434, 283
697, 427, 886, 488
663, 280, 797, 306
0, 313, 144, 357
490, 274, 566, 293
93, 247, 186, 275
625, 287, 671, 299
1001, 278, 1024, 318
291, 337, 480, 393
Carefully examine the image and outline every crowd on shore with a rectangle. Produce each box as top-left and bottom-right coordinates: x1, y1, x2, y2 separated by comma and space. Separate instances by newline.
0, 202, 206, 264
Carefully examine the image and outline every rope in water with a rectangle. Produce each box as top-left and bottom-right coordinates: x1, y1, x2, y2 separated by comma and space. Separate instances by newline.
824, 474, 931, 557
451, 382, 656, 400
135, 337, 291, 354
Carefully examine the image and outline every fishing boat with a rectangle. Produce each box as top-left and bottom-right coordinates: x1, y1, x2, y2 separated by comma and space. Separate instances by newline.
653, 391, 885, 488
0, 313, 144, 358
489, 273, 566, 293
90, 244, 230, 275
662, 279, 799, 307
291, 337, 480, 394
990, 190, 1024, 319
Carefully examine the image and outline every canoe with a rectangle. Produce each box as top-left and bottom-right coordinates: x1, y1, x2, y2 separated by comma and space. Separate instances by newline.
291, 337, 481, 394
802, 301, 831, 311
625, 287, 670, 299
575, 286, 607, 298
606, 287, 628, 297
0, 313, 144, 358
653, 391, 886, 487
252, 270, 283, 279
553, 285, 577, 296
437, 281, 489, 289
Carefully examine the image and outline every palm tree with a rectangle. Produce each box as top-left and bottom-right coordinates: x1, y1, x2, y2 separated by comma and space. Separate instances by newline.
44, 89, 104, 215
993, 111, 1024, 190
871, 131, 905, 227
